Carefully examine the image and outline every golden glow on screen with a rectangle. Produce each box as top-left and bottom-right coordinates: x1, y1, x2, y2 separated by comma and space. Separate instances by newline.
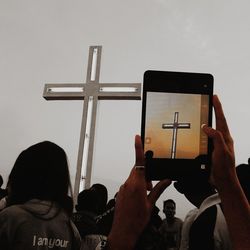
145, 92, 209, 159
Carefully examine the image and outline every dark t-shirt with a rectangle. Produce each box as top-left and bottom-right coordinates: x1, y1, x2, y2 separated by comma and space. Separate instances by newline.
72, 210, 99, 237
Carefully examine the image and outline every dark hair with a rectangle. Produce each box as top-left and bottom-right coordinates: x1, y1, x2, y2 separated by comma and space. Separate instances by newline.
75, 189, 98, 212
8, 141, 72, 214
90, 183, 108, 214
173, 171, 213, 194
164, 199, 176, 208
236, 158, 250, 201
0, 175, 3, 187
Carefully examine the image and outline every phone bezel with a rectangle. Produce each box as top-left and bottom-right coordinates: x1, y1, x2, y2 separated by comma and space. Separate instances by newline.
141, 70, 214, 180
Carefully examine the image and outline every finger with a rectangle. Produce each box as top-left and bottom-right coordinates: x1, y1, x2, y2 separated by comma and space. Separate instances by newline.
148, 179, 172, 205
202, 125, 226, 149
133, 134, 146, 179
135, 135, 144, 166
146, 181, 153, 191
127, 135, 146, 181
130, 166, 146, 181
213, 95, 232, 144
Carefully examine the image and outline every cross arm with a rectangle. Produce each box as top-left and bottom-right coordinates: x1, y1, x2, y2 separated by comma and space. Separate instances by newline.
162, 123, 191, 129
98, 83, 141, 100
177, 123, 191, 128
43, 84, 86, 100
162, 124, 175, 129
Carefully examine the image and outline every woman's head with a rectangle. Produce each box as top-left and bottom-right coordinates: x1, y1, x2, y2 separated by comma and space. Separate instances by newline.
8, 141, 72, 211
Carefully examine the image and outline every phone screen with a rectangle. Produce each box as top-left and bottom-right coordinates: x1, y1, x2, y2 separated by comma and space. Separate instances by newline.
144, 92, 209, 160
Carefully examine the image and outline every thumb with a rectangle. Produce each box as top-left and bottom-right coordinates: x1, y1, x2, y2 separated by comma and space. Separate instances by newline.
148, 179, 172, 205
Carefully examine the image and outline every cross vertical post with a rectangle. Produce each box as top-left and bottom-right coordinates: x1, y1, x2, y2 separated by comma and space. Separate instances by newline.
162, 112, 191, 158
43, 46, 141, 203
76, 46, 101, 195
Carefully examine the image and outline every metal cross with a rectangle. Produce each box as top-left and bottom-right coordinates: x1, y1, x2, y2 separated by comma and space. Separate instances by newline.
43, 46, 141, 202
162, 112, 191, 159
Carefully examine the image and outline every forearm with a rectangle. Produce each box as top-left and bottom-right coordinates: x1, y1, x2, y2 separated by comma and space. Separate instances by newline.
217, 176, 250, 250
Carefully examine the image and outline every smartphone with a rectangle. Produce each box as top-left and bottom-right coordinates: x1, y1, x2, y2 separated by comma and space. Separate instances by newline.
141, 70, 214, 180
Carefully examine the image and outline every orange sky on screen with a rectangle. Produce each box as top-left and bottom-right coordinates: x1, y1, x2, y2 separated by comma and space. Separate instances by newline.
145, 92, 207, 159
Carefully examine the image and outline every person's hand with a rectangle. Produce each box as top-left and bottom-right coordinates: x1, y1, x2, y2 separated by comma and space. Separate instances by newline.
202, 95, 236, 190
202, 97, 250, 250
107, 135, 171, 250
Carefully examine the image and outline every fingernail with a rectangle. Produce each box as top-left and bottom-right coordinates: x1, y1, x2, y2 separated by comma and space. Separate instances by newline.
201, 124, 207, 129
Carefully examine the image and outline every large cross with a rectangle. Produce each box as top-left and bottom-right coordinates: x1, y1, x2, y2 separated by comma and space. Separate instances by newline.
162, 112, 191, 159
43, 46, 141, 202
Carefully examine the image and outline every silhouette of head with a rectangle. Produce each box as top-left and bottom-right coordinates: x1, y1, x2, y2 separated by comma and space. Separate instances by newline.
236, 158, 250, 202
8, 141, 72, 212
90, 183, 108, 214
174, 172, 215, 208
75, 189, 98, 212
163, 199, 176, 220
0, 175, 3, 187
145, 150, 154, 159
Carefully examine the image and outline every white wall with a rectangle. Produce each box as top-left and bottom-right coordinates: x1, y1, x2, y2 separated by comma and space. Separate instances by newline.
1, 0, 250, 219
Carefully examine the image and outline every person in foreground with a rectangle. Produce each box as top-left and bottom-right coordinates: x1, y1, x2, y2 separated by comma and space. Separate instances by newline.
0, 141, 81, 250
107, 95, 250, 250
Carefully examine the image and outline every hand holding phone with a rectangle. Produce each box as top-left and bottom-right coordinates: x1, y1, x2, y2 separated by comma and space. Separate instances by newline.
141, 70, 214, 180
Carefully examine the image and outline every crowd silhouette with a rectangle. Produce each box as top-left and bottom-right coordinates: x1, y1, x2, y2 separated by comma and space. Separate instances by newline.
0, 95, 249, 250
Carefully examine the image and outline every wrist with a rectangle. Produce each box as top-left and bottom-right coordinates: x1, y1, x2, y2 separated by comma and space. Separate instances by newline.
215, 172, 240, 194
213, 166, 237, 191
